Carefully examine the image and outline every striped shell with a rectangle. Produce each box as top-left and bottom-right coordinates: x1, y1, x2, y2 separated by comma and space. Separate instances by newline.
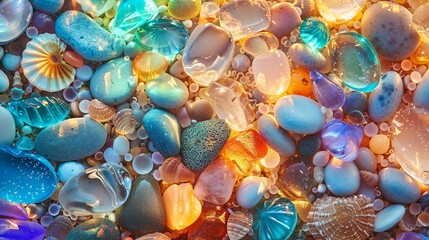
21, 33, 75, 92
360, 170, 379, 187
308, 195, 375, 240
88, 99, 116, 122
113, 109, 136, 135
227, 211, 253, 240
159, 157, 195, 184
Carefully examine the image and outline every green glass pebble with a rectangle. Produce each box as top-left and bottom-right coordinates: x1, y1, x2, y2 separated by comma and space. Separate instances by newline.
300, 17, 330, 49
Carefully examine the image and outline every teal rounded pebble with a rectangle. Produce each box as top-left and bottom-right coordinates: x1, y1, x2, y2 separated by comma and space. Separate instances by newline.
145, 73, 189, 110
57, 162, 85, 183
66, 219, 120, 240
379, 167, 421, 204
373, 204, 405, 232
257, 114, 296, 157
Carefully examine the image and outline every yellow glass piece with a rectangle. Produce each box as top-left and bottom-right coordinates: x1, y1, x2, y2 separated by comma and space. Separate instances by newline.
168, 0, 202, 20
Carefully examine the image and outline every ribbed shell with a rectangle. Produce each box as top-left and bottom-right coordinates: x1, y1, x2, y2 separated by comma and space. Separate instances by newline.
159, 157, 195, 184
113, 109, 136, 135
308, 195, 375, 240
21, 33, 75, 92
227, 211, 253, 240
88, 99, 116, 122
360, 170, 379, 187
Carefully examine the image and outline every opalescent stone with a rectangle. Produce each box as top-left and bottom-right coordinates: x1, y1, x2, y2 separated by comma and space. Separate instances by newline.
316, 0, 366, 23
328, 32, 380, 92
111, 0, 159, 36
0, 219, 45, 240
0, 0, 33, 45
391, 106, 429, 184
6, 97, 70, 128
206, 78, 255, 131
182, 23, 235, 86
321, 120, 363, 161
310, 70, 345, 110
251, 198, 297, 240
135, 19, 189, 57
219, 0, 271, 40
0, 145, 57, 204
413, 3, 429, 42
76, 0, 116, 16
253, 49, 290, 95
58, 163, 132, 216
0, 198, 28, 220
299, 17, 330, 49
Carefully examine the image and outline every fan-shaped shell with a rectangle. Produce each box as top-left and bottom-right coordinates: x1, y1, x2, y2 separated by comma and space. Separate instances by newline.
88, 99, 116, 122
159, 157, 195, 184
21, 33, 75, 92
360, 170, 379, 187
227, 211, 253, 240
307, 195, 375, 240
113, 108, 136, 135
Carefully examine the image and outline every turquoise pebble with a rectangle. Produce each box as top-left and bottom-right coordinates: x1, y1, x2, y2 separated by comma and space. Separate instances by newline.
325, 158, 360, 196
2, 53, 22, 71
76, 65, 93, 82
16, 136, 34, 151
300, 17, 330, 49
354, 147, 377, 173
90, 58, 137, 106
143, 109, 181, 158
379, 167, 420, 204
257, 114, 296, 157
55, 11, 125, 61
0, 69, 10, 93
374, 204, 405, 232
66, 219, 120, 240
57, 161, 85, 183
145, 73, 189, 110
274, 95, 324, 134
368, 71, 404, 122
289, 43, 327, 71
29, 0, 64, 14
413, 70, 429, 108
342, 91, 367, 114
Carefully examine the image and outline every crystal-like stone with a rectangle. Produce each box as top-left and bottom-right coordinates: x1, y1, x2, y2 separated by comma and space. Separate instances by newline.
310, 70, 345, 110
300, 17, 330, 49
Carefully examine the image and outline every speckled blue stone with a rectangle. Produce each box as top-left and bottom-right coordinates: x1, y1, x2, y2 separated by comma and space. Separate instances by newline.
342, 91, 367, 114
55, 11, 125, 61
413, 70, 429, 108
368, 71, 404, 122
257, 114, 296, 157
378, 167, 420, 204
90, 57, 136, 105
29, 0, 64, 14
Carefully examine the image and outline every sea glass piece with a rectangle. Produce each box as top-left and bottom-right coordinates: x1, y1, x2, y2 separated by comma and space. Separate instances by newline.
310, 70, 345, 110
111, 0, 159, 36
252, 49, 291, 95
188, 204, 229, 240
0, 198, 28, 220
0, 145, 57, 204
0, 219, 45, 240
168, 0, 202, 20
58, 163, 132, 216
6, 97, 70, 128
300, 17, 330, 49
206, 78, 256, 131
251, 197, 297, 240
0, 0, 33, 45
391, 106, 429, 184
135, 19, 189, 57
328, 32, 380, 92
316, 0, 366, 23
182, 23, 235, 86
239, 32, 279, 56
278, 157, 313, 199
219, 0, 271, 40
321, 120, 364, 161
76, 0, 115, 16
413, 3, 429, 43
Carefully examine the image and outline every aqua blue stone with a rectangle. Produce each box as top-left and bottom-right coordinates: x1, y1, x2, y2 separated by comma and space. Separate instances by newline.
257, 114, 296, 157
0, 198, 28, 220
90, 57, 137, 105
29, 0, 64, 14
0, 145, 57, 204
300, 17, 330, 49
251, 197, 297, 240
145, 73, 189, 110
135, 19, 189, 57
6, 97, 70, 128
310, 70, 345, 110
0, 219, 45, 240
111, 0, 159, 36
55, 11, 125, 61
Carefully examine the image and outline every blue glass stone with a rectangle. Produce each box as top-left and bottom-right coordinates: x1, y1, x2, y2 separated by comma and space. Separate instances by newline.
6, 97, 70, 129
321, 120, 364, 162
111, 0, 159, 36
300, 17, 330, 49
310, 70, 346, 110
0, 219, 45, 240
0, 145, 57, 204
251, 197, 297, 240
0, 198, 28, 220
135, 19, 189, 57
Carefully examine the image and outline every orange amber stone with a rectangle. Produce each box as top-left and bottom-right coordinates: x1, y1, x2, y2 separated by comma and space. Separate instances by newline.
188, 204, 229, 240
132, 51, 169, 82
63, 50, 84, 68
286, 67, 313, 97
221, 129, 268, 175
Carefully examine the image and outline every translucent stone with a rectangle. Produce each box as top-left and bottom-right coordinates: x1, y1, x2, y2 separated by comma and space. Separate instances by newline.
135, 19, 189, 57
253, 49, 291, 95
58, 163, 132, 216
328, 32, 380, 92
219, 0, 271, 40
206, 78, 255, 131
111, 0, 159, 36
76, 0, 115, 16
182, 23, 235, 86
0, 0, 33, 44
239, 32, 279, 56
300, 17, 330, 49
316, 0, 366, 23
310, 70, 345, 110
413, 3, 429, 43
391, 106, 429, 184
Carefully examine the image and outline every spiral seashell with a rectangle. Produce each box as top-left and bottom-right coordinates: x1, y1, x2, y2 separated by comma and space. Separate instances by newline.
227, 211, 253, 240
308, 195, 375, 240
21, 33, 75, 92
113, 108, 136, 135
159, 157, 195, 184
88, 99, 116, 122
360, 170, 379, 187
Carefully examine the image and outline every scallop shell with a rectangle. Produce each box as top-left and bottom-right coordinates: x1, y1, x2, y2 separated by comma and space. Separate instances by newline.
21, 33, 75, 92
227, 211, 253, 240
113, 108, 136, 135
159, 157, 195, 184
88, 99, 116, 122
307, 195, 375, 240
360, 170, 379, 187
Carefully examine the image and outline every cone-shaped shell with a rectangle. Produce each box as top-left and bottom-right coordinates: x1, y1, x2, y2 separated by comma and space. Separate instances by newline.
21, 33, 75, 92
113, 109, 136, 135
227, 211, 253, 240
159, 157, 195, 184
308, 195, 375, 240
88, 99, 116, 122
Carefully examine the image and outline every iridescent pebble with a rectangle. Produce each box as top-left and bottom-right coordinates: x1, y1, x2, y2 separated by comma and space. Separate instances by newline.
354, 147, 377, 173
257, 114, 296, 157
186, 99, 214, 121
0, 106, 16, 145
413, 70, 429, 108
289, 43, 327, 71
57, 161, 85, 183
266, 2, 301, 38
373, 204, 405, 232
236, 176, 269, 209
378, 167, 421, 204
0, 69, 10, 92
145, 73, 189, 110
324, 157, 360, 197
66, 218, 120, 240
